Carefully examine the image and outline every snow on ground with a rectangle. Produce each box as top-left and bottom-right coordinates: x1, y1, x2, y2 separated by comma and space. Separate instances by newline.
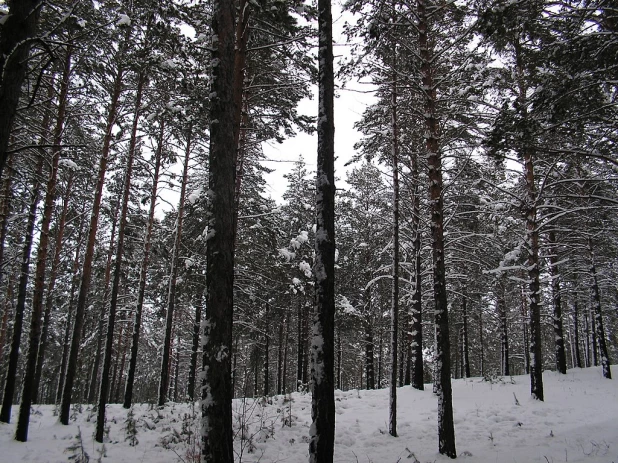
2, 366, 617, 462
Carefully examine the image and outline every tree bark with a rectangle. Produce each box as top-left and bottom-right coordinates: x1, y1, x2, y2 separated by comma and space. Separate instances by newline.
201, 0, 236, 460
309, 0, 336, 459
187, 294, 202, 402
0, 0, 44, 178
418, 0, 456, 456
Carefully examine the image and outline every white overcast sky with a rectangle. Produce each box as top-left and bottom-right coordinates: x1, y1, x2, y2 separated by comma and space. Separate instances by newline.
261, 3, 376, 202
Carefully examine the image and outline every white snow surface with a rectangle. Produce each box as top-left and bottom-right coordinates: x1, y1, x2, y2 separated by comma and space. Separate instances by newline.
2, 367, 617, 462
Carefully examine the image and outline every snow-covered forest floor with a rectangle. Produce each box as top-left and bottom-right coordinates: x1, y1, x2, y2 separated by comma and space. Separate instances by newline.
1, 366, 617, 463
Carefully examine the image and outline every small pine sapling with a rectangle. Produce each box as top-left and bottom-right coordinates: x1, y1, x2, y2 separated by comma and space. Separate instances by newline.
65, 426, 90, 463
123, 406, 139, 446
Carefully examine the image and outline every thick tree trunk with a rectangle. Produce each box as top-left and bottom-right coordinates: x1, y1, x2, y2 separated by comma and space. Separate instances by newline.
60, 33, 128, 425
201, 0, 236, 460
124, 120, 164, 407
0, 154, 44, 423
547, 231, 566, 374
159, 128, 192, 406
588, 240, 612, 379
418, 0, 456, 456
309, 0, 336, 460
0, 0, 43, 178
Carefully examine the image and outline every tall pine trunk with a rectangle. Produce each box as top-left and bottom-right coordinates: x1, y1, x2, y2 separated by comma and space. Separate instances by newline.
418, 0, 456, 456
158, 127, 192, 406
588, 239, 611, 379
16, 49, 72, 439
0, 154, 44, 423
547, 231, 566, 374
573, 299, 582, 368
60, 30, 128, 425
514, 40, 544, 401
201, 0, 236, 460
124, 120, 164, 407
309, 0, 336, 460
461, 289, 470, 379
95, 68, 145, 442
498, 279, 510, 376
410, 152, 424, 391
389, 64, 399, 438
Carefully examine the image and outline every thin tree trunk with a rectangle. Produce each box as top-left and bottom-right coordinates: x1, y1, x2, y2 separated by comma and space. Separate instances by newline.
56, 215, 86, 404
297, 298, 303, 390
590, 306, 598, 366
0, 154, 13, 286
584, 309, 591, 367
87, 200, 120, 404
364, 316, 374, 389
60, 31, 128, 425
96, 110, 141, 438
283, 308, 290, 394
588, 240, 612, 379
159, 127, 192, 406
0, 0, 44, 178
0, 153, 44, 424
479, 307, 484, 377
462, 289, 470, 378
498, 280, 509, 376
515, 40, 544, 402
389, 61, 399, 437
124, 120, 165, 408
418, 0, 456, 455
201, 1, 236, 460
277, 312, 284, 395
573, 299, 582, 368
263, 303, 270, 396
547, 231, 566, 374
34, 173, 74, 403
309, 0, 336, 459
187, 295, 202, 402
410, 164, 423, 390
